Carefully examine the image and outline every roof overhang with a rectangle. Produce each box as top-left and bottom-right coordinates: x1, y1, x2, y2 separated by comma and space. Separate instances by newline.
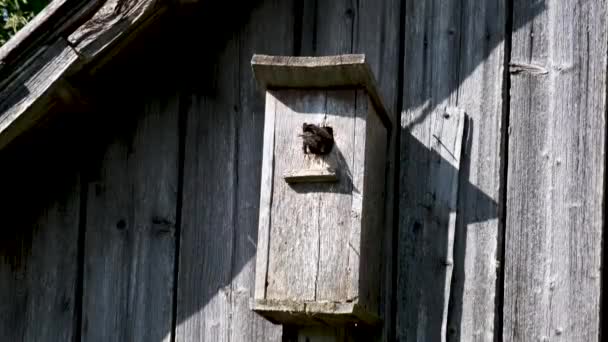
0, 0, 172, 150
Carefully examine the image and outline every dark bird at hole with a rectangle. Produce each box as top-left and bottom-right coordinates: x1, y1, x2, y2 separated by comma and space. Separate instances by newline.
299, 123, 334, 155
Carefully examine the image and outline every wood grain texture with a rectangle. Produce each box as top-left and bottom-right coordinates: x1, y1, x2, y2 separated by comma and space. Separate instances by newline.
68, 0, 166, 61
0, 180, 80, 342
444, 1, 507, 341
397, 0, 507, 340
255, 91, 278, 301
0, 0, 100, 68
176, 1, 293, 340
316, 90, 356, 302
176, 48, 238, 340
358, 94, 387, 315
251, 54, 390, 128
266, 90, 327, 302
0, 38, 79, 150
82, 96, 178, 342
0, 114, 82, 342
231, 1, 292, 340
295, 0, 400, 339
254, 88, 385, 326
504, 1, 606, 340
398, 105, 466, 342
351, 2, 401, 340
0, 181, 80, 342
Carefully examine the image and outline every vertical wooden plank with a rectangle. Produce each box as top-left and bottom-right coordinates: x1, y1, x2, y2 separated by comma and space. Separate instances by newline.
398, 104, 465, 342
266, 90, 325, 301
397, 1, 464, 340
317, 90, 356, 301
176, 2, 294, 340
254, 91, 277, 302
504, 1, 606, 341
298, 1, 400, 340
232, 1, 293, 339
358, 95, 388, 315
445, 1, 507, 341
0, 116, 81, 342
82, 96, 178, 342
176, 45, 237, 341
352, 2, 401, 340
398, 0, 509, 340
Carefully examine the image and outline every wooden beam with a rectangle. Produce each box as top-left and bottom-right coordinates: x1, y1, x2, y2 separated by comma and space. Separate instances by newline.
504, 1, 606, 340
0, 38, 79, 150
68, 0, 167, 62
0, 0, 102, 70
0, 0, 167, 151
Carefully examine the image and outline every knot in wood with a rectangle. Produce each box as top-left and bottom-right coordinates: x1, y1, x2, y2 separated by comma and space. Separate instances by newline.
299, 123, 334, 155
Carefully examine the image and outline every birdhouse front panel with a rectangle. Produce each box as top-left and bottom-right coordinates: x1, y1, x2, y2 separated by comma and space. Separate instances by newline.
266, 88, 359, 303
251, 54, 390, 326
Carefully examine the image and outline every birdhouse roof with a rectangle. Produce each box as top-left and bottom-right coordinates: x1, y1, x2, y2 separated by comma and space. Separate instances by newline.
251, 54, 393, 130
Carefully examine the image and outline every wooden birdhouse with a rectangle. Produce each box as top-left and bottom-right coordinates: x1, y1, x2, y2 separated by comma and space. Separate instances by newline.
251, 54, 392, 326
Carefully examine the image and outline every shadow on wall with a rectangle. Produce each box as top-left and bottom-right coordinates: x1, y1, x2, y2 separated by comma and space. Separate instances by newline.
397, 0, 545, 341
0, 0, 547, 341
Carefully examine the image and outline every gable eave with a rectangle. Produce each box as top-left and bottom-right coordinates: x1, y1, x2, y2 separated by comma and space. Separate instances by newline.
0, 0, 169, 151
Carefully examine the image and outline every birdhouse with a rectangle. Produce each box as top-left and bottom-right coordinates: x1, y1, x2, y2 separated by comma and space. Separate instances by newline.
251, 54, 391, 326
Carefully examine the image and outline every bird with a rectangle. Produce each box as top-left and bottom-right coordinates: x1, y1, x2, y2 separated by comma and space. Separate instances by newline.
299, 123, 334, 155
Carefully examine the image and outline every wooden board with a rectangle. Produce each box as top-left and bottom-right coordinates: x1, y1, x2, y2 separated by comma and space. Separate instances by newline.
251, 54, 391, 128
397, 1, 509, 341
231, 1, 294, 340
68, 0, 167, 61
504, 1, 606, 340
262, 89, 358, 306
0, 38, 79, 150
0, 0, 169, 152
81, 95, 178, 342
398, 103, 466, 342
175, 1, 293, 341
444, 1, 508, 341
294, 0, 401, 339
0, 114, 82, 342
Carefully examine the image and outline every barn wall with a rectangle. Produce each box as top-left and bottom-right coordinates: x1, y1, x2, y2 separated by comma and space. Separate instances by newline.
0, 1, 606, 342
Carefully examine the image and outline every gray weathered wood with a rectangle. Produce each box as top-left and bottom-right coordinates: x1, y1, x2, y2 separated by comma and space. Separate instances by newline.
316, 91, 357, 303
352, 2, 401, 340
253, 86, 386, 326
175, 35, 238, 342
0, 0, 101, 68
176, 1, 293, 341
68, 0, 167, 61
251, 54, 391, 129
255, 91, 278, 302
0, 180, 80, 342
358, 93, 387, 316
0, 38, 79, 150
0, 0, 169, 152
0, 119, 82, 342
82, 96, 178, 342
0, 182, 80, 342
231, 1, 293, 340
0, 0, 70, 64
294, 0, 401, 339
398, 0, 507, 340
504, 1, 606, 341
444, 1, 507, 341
398, 103, 466, 342
265, 90, 328, 302
283, 168, 338, 184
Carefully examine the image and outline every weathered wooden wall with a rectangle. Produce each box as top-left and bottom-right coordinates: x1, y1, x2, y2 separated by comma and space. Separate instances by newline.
504, 1, 606, 340
398, 0, 509, 341
0, 0, 606, 341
